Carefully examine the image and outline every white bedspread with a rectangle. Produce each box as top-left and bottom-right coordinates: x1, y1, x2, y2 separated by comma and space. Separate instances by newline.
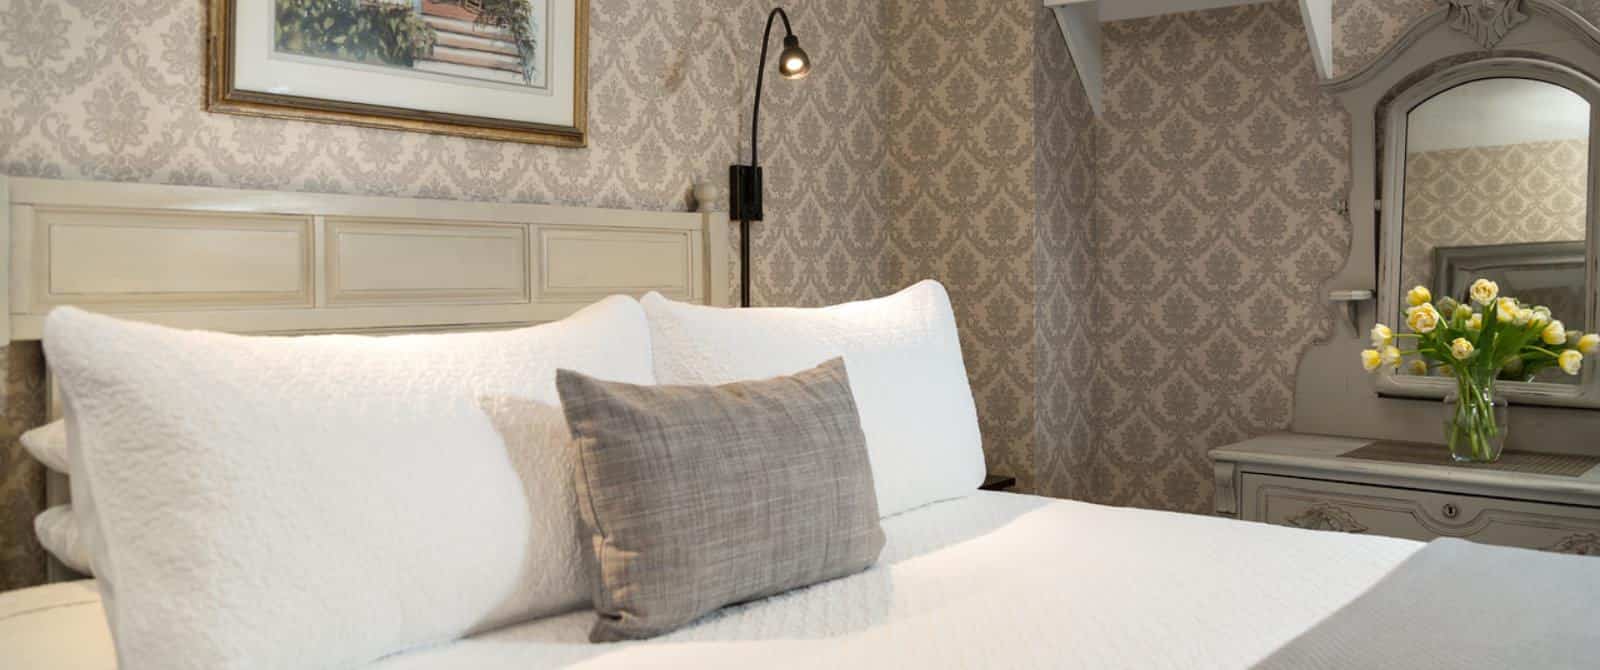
0, 493, 1422, 669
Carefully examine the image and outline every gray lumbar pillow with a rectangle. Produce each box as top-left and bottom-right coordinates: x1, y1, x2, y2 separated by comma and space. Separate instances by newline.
557, 357, 885, 642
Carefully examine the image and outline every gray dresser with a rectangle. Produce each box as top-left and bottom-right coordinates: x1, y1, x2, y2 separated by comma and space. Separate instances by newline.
1211, 433, 1600, 555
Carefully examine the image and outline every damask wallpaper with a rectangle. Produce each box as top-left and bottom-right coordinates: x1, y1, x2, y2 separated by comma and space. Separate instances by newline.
1401, 139, 1588, 301
1331, 0, 1600, 77
1032, 7, 1099, 500
884, 0, 1042, 491
1087, 1, 1350, 513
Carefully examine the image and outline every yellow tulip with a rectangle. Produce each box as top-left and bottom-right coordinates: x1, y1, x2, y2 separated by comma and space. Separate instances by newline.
1543, 320, 1567, 346
1580, 333, 1600, 355
1407, 286, 1432, 307
1530, 306, 1552, 328
1408, 359, 1428, 376
1371, 324, 1393, 347
1561, 350, 1584, 376
1406, 304, 1440, 334
1450, 338, 1475, 360
1470, 278, 1499, 305
1497, 297, 1521, 323
1361, 349, 1383, 372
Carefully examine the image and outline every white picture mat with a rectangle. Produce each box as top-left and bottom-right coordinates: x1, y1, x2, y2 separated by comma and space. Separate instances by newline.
232, 0, 575, 127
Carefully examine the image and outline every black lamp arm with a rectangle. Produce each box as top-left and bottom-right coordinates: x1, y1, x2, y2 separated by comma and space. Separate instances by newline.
749, 7, 794, 168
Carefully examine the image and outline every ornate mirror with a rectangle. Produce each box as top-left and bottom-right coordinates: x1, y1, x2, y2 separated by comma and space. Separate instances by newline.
1378, 58, 1600, 406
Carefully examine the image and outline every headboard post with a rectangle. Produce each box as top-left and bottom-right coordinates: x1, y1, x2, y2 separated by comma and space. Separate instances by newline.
0, 176, 11, 341
703, 210, 732, 308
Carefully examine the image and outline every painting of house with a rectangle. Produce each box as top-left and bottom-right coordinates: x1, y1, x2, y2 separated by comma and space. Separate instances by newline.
274, 0, 543, 87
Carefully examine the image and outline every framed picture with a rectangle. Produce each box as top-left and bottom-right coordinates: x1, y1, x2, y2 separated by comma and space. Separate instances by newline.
208, 0, 587, 147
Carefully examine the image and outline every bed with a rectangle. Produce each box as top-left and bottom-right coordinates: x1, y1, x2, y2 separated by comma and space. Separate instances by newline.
4, 491, 1424, 669
4, 177, 1598, 669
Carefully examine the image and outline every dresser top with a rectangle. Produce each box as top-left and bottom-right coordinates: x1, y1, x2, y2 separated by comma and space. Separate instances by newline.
1212, 433, 1600, 503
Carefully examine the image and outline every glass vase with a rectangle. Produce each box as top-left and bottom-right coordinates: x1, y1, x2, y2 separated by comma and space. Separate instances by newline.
1444, 378, 1509, 463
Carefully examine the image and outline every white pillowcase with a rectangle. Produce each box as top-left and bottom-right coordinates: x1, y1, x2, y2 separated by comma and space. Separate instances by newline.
45, 297, 655, 670
33, 505, 90, 574
641, 280, 986, 517
20, 420, 68, 473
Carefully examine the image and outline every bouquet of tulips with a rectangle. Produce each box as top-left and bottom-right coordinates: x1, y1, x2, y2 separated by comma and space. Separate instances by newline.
1362, 278, 1597, 461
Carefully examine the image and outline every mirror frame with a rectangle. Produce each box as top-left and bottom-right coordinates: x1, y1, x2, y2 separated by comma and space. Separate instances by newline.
1377, 57, 1600, 407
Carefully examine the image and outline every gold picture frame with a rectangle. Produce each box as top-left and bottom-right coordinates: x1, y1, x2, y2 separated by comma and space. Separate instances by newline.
207, 0, 587, 147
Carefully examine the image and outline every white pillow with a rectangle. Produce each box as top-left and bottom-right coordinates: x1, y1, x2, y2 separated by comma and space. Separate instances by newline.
20, 420, 68, 473
34, 505, 91, 574
44, 297, 655, 670
640, 280, 985, 517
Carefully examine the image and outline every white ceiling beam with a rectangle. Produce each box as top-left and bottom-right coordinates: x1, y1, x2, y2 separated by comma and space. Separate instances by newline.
1299, 0, 1334, 79
1043, 0, 1104, 115
1098, 0, 1271, 22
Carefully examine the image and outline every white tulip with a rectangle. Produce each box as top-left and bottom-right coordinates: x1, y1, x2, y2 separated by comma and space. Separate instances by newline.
1361, 349, 1383, 372
1451, 337, 1476, 360
1382, 346, 1403, 368
1466, 313, 1484, 332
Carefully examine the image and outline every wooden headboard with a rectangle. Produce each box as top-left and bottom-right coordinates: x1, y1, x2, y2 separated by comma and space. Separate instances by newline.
1, 176, 731, 340
1, 176, 731, 580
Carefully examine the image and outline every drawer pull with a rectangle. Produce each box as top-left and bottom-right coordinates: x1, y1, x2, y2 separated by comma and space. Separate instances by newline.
1441, 503, 1460, 519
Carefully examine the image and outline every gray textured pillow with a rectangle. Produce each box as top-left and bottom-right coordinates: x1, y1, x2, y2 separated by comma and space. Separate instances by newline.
557, 357, 885, 642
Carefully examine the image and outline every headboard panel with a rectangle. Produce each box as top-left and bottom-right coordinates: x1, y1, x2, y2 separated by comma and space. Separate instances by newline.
3, 176, 731, 582
2, 176, 731, 340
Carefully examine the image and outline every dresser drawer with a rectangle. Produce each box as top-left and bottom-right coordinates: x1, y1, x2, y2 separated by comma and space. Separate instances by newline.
1242, 473, 1600, 555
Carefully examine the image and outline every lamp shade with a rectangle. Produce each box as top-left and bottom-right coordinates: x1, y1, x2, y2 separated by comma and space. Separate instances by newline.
778, 35, 811, 79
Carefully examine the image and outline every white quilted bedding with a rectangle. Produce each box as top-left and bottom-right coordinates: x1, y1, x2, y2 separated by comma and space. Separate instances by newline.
0, 492, 1421, 669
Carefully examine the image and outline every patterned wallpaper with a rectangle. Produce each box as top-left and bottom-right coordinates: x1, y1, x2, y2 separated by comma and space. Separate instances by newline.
1401, 139, 1588, 302
1088, 1, 1350, 513
1032, 7, 1099, 500
0, 0, 893, 590
1331, 0, 1600, 77
883, 0, 1041, 491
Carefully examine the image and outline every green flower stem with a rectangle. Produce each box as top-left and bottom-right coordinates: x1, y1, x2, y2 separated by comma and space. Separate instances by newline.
1450, 373, 1501, 462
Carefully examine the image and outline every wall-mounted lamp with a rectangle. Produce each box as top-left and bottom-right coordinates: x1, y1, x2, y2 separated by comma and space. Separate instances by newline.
730, 7, 811, 307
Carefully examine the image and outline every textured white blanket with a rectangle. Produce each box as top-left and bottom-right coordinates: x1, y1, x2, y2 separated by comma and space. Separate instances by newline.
1, 493, 1423, 669
373, 493, 1420, 669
